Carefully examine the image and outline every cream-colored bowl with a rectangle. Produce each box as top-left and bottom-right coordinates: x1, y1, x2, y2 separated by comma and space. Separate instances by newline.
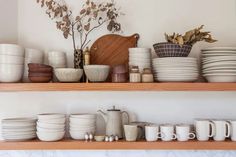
0, 44, 25, 56
0, 55, 24, 64
94, 135, 105, 142
37, 113, 65, 121
84, 65, 110, 82
0, 64, 24, 82
37, 122, 65, 130
55, 68, 83, 82
37, 131, 65, 141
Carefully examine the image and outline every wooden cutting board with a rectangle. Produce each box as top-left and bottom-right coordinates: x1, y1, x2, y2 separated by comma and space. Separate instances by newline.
90, 34, 139, 67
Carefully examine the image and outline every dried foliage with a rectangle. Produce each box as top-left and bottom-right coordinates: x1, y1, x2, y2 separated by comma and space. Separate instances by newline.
36, 0, 122, 50
165, 25, 217, 46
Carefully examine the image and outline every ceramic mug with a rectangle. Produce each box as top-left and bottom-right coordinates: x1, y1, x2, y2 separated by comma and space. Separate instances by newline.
158, 124, 176, 141
124, 125, 139, 142
176, 124, 195, 142
145, 125, 159, 142
211, 120, 230, 141
229, 120, 236, 141
195, 119, 214, 141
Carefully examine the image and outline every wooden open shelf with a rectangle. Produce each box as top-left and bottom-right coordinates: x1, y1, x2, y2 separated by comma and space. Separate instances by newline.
0, 83, 236, 92
0, 140, 236, 150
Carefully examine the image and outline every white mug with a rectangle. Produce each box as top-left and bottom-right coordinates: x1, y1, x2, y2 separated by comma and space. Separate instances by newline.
145, 125, 159, 142
211, 120, 230, 141
124, 125, 139, 142
158, 124, 176, 141
195, 119, 214, 141
176, 124, 195, 142
229, 120, 236, 141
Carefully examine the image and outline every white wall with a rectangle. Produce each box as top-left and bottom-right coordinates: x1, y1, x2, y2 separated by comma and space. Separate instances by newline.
1, 0, 236, 156
0, 0, 18, 43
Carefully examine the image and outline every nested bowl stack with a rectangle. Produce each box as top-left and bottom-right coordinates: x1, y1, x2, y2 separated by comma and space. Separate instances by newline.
202, 47, 236, 82
0, 44, 25, 82
152, 57, 199, 82
153, 42, 192, 57
28, 63, 53, 83
36, 113, 66, 142
1, 118, 37, 141
69, 114, 96, 140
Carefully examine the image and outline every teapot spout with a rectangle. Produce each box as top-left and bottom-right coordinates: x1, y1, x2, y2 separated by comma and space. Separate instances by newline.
97, 110, 107, 123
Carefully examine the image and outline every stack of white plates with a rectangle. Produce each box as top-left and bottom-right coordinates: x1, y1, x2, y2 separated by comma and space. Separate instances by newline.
202, 47, 236, 82
23, 48, 44, 82
36, 113, 66, 141
129, 48, 151, 72
152, 57, 199, 82
0, 44, 25, 82
69, 114, 96, 140
1, 118, 36, 141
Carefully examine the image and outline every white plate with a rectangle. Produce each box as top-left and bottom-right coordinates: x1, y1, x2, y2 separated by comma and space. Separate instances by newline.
203, 69, 236, 73
202, 62, 236, 69
202, 47, 236, 51
2, 118, 36, 123
204, 75, 236, 83
203, 66, 236, 71
156, 77, 198, 82
202, 53, 236, 57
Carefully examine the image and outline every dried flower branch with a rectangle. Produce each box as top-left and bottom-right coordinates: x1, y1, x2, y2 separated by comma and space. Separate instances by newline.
165, 25, 217, 46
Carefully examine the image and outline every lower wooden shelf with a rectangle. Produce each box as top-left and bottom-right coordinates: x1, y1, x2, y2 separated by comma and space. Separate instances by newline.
0, 140, 236, 150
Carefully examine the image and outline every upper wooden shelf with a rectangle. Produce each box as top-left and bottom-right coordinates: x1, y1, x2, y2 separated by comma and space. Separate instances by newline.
0, 140, 236, 150
0, 83, 236, 92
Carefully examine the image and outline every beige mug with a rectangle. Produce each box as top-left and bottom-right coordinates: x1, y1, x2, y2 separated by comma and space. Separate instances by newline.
124, 125, 139, 142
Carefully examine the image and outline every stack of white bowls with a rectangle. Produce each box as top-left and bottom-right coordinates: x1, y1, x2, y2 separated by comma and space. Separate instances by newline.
36, 114, 66, 141
69, 114, 96, 140
0, 44, 25, 82
1, 118, 36, 141
48, 51, 67, 68
23, 48, 44, 82
129, 48, 152, 72
152, 57, 199, 82
202, 47, 236, 82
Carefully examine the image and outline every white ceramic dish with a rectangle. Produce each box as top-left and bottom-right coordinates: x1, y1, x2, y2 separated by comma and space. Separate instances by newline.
1, 127, 36, 132
37, 122, 65, 130
94, 135, 105, 142
156, 77, 198, 82
202, 61, 236, 69
48, 51, 66, 58
70, 114, 96, 119
202, 47, 236, 51
2, 118, 36, 123
37, 131, 65, 141
0, 55, 24, 64
128, 48, 151, 53
0, 44, 25, 56
55, 68, 83, 82
84, 65, 110, 82
0, 64, 24, 82
2, 131, 36, 136
37, 113, 65, 120
37, 126, 65, 132
70, 130, 95, 140
204, 75, 236, 82
38, 118, 66, 124
203, 69, 236, 74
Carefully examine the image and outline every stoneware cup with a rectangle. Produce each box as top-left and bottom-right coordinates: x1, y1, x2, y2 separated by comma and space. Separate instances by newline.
124, 125, 139, 142
211, 120, 230, 141
158, 124, 176, 141
145, 125, 159, 142
176, 124, 195, 142
195, 119, 214, 141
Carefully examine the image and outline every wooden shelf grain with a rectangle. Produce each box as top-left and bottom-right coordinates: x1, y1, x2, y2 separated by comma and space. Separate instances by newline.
0, 140, 236, 150
0, 83, 236, 92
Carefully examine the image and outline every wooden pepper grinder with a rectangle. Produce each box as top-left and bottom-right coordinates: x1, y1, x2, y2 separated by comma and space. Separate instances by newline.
83, 47, 90, 83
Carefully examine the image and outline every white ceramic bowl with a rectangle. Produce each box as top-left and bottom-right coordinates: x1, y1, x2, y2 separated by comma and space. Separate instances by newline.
0, 64, 24, 82
84, 65, 110, 82
204, 75, 236, 82
70, 130, 95, 140
128, 48, 151, 54
37, 126, 64, 132
37, 122, 65, 130
55, 68, 83, 82
70, 114, 96, 119
37, 131, 65, 141
38, 118, 66, 124
48, 51, 66, 58
25, 48, 44, 58
0, 44, 25, 56
0, 55, 24, 64
37, 113, 65, 120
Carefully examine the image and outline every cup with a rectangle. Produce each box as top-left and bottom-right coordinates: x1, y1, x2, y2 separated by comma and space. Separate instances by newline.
211, 120, 230, 141
145, 125, 159, 142
124, 125, 138, 142
176, 124, 195, 142
195, 119, 214, 141
229, 120, 236, 141
158, 124, 176, 141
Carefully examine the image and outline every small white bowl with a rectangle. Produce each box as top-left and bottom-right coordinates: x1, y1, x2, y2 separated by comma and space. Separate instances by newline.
70, 114, 96, 119
94, 135, 105, 142
55, 68, 83, 82
84, 65, 110, 82
37, 113, 65, 121
128, 48, 151, 54
0, 55, 24, 64
37, 126, 64, 132
37, 122, 65, 130
48, 51, 66, 58
0, 64, 24, 82
204, 75, 236, 82
38, 118, 66, 124
0, 44, 25, 56
25, 48, 44, 58
70, 130, 95, 140
37, 131, 65, 141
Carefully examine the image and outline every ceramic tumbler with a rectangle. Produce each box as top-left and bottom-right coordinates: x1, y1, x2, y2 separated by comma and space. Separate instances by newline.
124, 125, 138, 142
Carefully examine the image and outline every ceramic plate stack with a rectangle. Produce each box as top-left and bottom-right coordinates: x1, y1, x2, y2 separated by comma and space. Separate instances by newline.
0, 44, 25, 82
23, 48, 44, 82
152, 57, 199, 82
202, 47, 236, 82
36, 114, 66, 141
69, 114, 96, 140
129, 48, 152, 72
1, 118, 36, 141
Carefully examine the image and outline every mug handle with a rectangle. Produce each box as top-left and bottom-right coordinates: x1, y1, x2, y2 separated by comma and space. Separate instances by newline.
225, 122, 231, 138
172, 134, 177, 140
209, 122, 215, 137
188, 132, 196, 139
157, 132, 163, 139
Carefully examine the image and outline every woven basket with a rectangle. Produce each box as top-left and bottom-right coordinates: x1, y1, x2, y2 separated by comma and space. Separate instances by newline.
153, 42, 192, 57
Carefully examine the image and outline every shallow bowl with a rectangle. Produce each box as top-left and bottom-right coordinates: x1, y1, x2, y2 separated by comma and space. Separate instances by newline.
55, 68, 83, 82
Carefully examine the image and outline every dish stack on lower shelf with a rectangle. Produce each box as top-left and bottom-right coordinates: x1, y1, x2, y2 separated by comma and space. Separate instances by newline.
1, 118, 36, 141
202, 47, 236, 82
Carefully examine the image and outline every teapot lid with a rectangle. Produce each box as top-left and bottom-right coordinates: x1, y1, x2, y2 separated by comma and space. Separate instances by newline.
107, 106, 120, 111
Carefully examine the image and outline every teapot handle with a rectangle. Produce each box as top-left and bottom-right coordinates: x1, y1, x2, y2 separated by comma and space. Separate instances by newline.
121, 111, 129, 124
